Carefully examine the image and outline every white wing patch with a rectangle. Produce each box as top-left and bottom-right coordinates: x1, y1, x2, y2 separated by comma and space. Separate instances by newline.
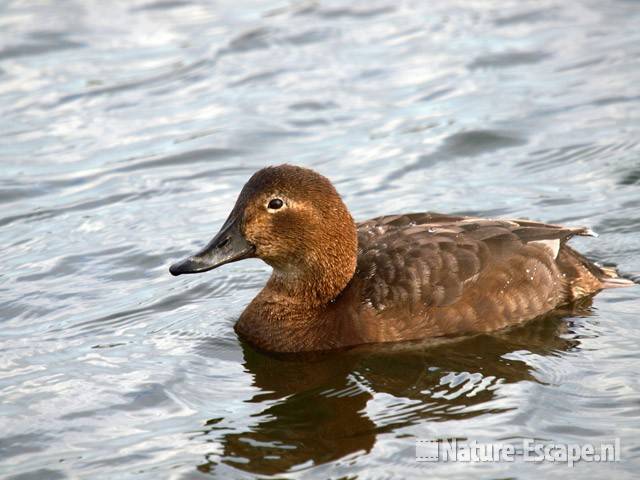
531, 239, 561, 259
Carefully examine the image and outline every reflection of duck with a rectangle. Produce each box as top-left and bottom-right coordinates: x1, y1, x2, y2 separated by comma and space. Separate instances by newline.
170, 165, 632, 353
195, 301, 591, 476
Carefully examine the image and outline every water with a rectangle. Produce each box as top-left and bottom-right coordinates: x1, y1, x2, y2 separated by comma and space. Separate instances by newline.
2, 0, 640, 478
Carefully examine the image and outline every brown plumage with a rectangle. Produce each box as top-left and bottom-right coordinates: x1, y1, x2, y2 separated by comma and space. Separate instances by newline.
169, 165, 633, 353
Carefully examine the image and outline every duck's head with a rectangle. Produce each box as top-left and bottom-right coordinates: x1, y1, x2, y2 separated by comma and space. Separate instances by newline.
170, 165, 358, 303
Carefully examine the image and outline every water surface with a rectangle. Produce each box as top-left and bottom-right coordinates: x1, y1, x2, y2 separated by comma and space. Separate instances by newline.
2, 0, 640, 478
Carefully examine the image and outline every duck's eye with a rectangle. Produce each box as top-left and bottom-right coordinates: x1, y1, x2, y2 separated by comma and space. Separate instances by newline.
267, 198, 284, 210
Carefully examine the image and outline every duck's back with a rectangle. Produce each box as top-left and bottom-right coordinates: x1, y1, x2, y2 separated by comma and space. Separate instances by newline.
345, 212, 630, 342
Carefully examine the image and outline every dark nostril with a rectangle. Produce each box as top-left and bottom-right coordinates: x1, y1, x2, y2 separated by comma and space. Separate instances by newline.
217, 237, 230, 249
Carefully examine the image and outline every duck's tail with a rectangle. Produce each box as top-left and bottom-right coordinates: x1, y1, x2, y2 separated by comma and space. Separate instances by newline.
557, 245, 634, 301
598, 265, 636, 288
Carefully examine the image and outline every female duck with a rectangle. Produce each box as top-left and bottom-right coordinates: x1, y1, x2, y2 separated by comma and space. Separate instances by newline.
170, 165, 631, 353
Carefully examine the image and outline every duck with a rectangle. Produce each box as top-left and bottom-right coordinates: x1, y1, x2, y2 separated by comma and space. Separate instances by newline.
169, 164, 632, 353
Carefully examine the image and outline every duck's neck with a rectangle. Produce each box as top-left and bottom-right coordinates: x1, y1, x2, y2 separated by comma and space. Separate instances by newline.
267, 262, 355, 306
235, 222, 358, 352
263, 211, 359, 306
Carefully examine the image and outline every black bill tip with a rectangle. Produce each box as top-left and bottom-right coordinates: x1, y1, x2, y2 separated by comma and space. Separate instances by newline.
169, 263, 181, 276
169, 260, 187, 276
169, 257, 213, 276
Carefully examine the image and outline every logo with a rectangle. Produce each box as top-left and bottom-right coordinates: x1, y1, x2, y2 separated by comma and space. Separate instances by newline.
416, 438, 620, 467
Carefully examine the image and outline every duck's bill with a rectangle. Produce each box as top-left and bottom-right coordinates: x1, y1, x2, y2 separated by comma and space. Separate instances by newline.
169, 218, 255, 276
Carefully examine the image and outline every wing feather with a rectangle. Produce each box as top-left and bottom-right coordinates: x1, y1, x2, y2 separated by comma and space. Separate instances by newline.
356, 213, 589, 311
